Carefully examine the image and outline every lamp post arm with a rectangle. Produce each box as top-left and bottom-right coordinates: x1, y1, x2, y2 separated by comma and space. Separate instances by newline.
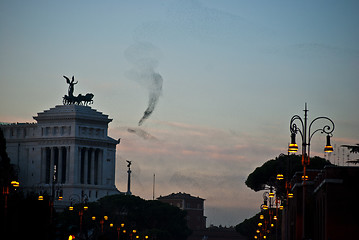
290, 115, 304, 140
308, 116, 335, 144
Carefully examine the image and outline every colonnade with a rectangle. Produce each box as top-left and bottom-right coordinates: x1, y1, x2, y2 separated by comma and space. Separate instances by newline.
79, 147, 103, 185
42, 146, 103, 185
42, 146, 69, 184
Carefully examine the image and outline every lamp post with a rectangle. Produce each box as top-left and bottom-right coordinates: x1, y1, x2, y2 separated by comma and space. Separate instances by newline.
288, 103, 334, 239
68, 192, 89, 237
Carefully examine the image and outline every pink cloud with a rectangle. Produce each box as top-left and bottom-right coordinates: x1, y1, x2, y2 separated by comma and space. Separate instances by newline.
111, 120, 289, 226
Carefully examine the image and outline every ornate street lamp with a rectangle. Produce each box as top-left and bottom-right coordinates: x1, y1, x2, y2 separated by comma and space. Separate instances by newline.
288, 133, 299, 153
276, 174, 284, 181
288, 103, 334, 239
324, 135, 334, 152
68, 192, 89, 236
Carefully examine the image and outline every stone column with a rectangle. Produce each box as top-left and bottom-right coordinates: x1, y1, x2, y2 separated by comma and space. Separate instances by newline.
41, 148, 45, 183
66, 146, 71, 183
94, 149, 99, 185
45, 147, 51, 184
90, 149, 95, 185
99, 149, 103, 185
84, 148, 88, 185
68, 146, 77, 184
78, 147, 83, 184
79, 147, 84, 184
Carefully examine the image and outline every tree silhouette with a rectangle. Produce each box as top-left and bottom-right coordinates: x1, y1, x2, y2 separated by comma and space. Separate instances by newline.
342, 143, 359, 164
245, 153, 331, 193
59, 194, 191, 240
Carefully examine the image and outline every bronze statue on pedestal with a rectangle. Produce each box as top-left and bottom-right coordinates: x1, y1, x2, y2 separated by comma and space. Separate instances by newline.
63, 76, 94, 105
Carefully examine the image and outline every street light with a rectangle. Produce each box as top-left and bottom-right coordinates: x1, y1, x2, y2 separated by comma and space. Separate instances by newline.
10, 181, 19, 188
324, 135, 334, 152
288, 133, 298, 153
289, 103, 334, 239
276, 174, 284, 181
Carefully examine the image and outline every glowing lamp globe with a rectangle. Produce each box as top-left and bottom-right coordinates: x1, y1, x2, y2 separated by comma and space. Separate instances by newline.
324, 135, 333, 153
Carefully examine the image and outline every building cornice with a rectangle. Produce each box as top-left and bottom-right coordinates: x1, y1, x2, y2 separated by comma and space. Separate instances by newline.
6, 136, 118, 148
33, 105, 112, 125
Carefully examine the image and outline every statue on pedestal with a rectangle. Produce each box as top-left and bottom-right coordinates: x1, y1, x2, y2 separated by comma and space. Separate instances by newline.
63, 76, 94, 105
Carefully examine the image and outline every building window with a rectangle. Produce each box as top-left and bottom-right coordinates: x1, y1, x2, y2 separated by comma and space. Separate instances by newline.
61, 126, 66, 135
45, 127, 50, 136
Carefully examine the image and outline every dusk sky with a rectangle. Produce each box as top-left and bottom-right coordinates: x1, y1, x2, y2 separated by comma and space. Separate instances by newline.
1, 0, 359, 226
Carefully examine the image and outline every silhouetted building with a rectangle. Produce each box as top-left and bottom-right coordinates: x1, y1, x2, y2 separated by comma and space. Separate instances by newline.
312, 166, 359, 240
158, 192, 206, 230
283, 166, 359, 240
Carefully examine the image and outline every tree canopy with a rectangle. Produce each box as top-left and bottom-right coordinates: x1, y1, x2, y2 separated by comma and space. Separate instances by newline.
59, 194, 192, 240
0, 128, 18, 187
342, 144, 359, 154
245, 154, 332, 192
342, 144, 359, 164
236, 153, 332, 238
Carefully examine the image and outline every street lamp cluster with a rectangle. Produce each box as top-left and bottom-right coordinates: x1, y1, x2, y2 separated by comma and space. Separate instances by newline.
289, 104, 334, 180
253, 104, 335, 240
254, 184, 283, 240
65, 201, 151, 240
288, 104, 334, 240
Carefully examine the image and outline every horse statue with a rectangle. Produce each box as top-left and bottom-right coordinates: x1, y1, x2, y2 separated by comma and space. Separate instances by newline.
62, 76, 94, 105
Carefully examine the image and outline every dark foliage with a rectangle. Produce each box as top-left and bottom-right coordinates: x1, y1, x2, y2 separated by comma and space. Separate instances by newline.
342, 144, 359, 154
235, 212, 261, 237
0, 191, 54, 240
245, 154, 332, 192
237, 153, 332, 238
342, 144, 359, 164
0, 128, 18, 187
59, 194, 192, 240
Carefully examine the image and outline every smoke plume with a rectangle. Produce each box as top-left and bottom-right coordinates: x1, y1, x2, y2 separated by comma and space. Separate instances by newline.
127, 127, 158, 141
125, 42, 163, 126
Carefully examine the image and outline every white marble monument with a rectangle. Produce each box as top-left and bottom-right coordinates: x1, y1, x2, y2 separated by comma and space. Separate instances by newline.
1, 103, 121, 207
